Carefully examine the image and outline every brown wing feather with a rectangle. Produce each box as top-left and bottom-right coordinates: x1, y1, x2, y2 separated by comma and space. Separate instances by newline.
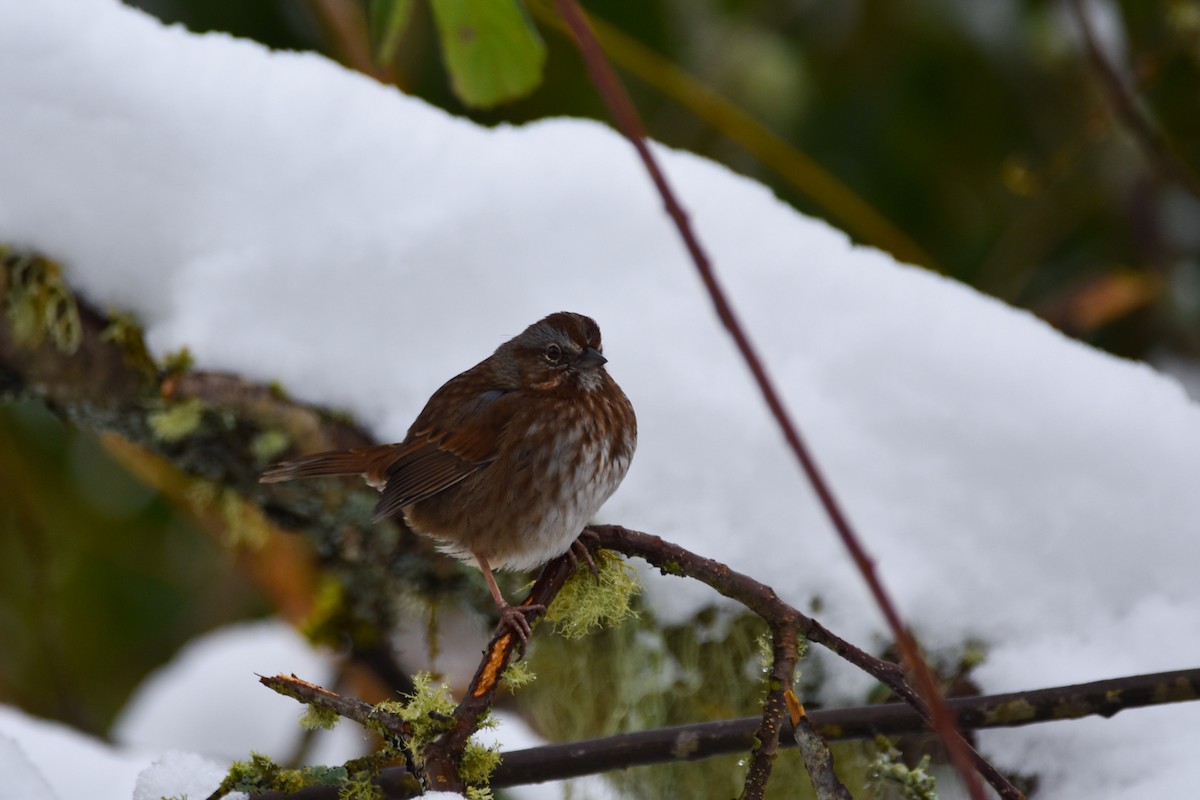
261, 372, 521, 521
259, 443, 404, 485
372, 388, 519, 520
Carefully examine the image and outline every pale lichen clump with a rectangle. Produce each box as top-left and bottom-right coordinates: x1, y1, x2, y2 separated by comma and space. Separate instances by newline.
544, 548, 641, 639
868, 737, 939, 800
148, 397, 205, 442
2, 251, 81, 355
374, 672, 502, 799
299, 703, 341, 731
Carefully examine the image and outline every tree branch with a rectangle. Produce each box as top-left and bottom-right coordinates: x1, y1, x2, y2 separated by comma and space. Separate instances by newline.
418, 550, 578, 792
260, 661, 1200, 796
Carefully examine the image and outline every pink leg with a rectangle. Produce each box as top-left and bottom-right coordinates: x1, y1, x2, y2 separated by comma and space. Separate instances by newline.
475, 553, 545, 644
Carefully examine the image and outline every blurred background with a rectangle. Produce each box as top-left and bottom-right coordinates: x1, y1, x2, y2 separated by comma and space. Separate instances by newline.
2, 0, 1197, 791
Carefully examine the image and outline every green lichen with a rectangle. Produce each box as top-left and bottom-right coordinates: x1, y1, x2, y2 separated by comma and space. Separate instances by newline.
339, 776, 383, 800
756, 632, 773, 674
986, 698, 1036, 724
213, 753, 349, 797
544, 549, 640, 639
460, 742, 502, 795
3, 252, 81, 354
374, 672, 457, 753
868, 738, 939, 800
251, 428, 292, 463
372, 673, 500, 795
1154, 676, 1198, 703
160, 346, 195, 374
215, 752, 282, 795
300, 704, 341, 731
502, 658, 536, 690
464, 783, 495, 800
301, 575, 349, 646
148, 398, 205, 442
100, 311, 158, 379
220, 487, 271, 549
184, 479, 219, 512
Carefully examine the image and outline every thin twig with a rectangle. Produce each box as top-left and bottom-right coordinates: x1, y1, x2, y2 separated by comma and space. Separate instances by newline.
259, 673, 412, 739
550, 3, 996, 797
522, 0, 938, 268
1067, 0, 1200, 199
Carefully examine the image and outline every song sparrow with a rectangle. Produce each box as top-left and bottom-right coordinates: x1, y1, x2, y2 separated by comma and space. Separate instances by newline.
260, 312, 637, 641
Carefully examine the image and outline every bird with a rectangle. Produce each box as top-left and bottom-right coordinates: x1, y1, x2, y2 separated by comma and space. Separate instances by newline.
260, 311, 637, 641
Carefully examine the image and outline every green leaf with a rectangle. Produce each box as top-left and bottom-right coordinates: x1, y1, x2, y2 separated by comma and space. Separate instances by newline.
429, 0, 547, 108
369, 0, 416, 65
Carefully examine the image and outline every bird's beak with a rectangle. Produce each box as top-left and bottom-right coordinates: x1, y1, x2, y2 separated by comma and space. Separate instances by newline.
576, 347, 608, 370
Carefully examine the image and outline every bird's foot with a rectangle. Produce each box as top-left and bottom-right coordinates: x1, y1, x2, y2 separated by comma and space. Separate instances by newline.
495, 601, 546, 646
567, 532, 601, 580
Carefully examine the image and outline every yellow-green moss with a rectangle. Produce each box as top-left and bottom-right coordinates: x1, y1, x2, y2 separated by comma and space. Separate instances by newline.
375, 672, 459, 753
300, 704, 341, 731
502, 658, 536, 691
251, 428, 292, 463
100, 311, 158, 379
544, 549, 640, 639
3, 252, 81, 354
148, 398, 205, 442
301, 575, 349, 646
372, 673, 500, 795
460, 742, 502, 795
160, 346, 195, 374
214, 753, 349, 797
339, 777, 383, 800
219, 487, 271, 549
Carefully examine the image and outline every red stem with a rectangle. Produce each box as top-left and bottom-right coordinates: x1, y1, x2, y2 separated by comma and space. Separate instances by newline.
551, 2, 1001, 798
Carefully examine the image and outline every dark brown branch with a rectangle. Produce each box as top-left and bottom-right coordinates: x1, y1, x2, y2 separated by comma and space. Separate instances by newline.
491, 667, 1200, 786
549, 4, 994, 798
418, 549, 579, 793
1067, 0, 1200, 199
257, 662, 1200, 797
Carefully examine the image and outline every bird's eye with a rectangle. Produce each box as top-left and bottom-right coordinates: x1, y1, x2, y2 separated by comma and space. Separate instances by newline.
546, 344, 562, 362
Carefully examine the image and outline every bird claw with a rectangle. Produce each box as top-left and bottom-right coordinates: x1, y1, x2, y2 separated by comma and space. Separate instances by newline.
568, 535, 601, 580
496, 602, 546, 646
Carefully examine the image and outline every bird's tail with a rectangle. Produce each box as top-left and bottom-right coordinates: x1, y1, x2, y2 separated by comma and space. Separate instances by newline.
259, 444, 399, 487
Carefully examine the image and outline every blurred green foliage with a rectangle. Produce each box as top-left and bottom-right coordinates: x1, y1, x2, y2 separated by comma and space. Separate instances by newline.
0, 400, 266, 736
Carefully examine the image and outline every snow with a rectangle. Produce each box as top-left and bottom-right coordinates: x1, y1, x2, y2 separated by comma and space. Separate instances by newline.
0, 732, 60, 800
112, 620, 367, 764
134, 751, 245, 800
0, 705, 151, 800
1, 0, 1199, 797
